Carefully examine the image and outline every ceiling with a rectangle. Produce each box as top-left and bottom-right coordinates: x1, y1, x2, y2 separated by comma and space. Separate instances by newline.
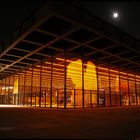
0, 1, 140, 79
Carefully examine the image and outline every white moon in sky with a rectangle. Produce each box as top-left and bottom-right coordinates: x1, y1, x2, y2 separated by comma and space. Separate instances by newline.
113, 12, 119, 18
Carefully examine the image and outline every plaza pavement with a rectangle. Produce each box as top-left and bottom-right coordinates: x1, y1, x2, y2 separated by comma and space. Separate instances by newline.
0, 105, 140, 139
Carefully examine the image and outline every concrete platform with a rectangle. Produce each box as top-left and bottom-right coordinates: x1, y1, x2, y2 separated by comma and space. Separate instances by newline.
0, 106, 140, 139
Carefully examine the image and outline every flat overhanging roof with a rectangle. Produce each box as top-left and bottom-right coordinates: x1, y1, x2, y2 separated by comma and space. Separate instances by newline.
0, 1, 140, 79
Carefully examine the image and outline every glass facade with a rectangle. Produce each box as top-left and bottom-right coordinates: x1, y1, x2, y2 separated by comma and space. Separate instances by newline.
0, 56, 140, 108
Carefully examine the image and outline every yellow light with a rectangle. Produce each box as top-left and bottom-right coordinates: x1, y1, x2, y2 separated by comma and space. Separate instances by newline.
110, 69, 118, 73
2, 86, 13, 90
98, 67, 108, 71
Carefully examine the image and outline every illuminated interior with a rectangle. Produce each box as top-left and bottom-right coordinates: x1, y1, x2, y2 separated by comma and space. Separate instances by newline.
0, 57, 140, 108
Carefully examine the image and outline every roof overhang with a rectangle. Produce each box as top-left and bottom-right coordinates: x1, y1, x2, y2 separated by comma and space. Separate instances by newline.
0, 1, 140, 79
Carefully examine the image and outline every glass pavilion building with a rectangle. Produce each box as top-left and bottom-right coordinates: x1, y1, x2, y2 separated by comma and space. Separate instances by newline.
0, 1, 140, 108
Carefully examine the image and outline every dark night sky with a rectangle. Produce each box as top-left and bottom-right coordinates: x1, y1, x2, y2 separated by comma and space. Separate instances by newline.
73, 1, 140, 40
0, 0, 45, 45
0, 0, 140, 46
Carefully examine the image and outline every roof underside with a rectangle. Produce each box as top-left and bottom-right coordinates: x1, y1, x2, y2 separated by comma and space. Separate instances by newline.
0, 1, 140, 79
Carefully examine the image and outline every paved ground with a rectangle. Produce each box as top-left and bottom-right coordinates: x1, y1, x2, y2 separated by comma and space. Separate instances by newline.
0, 105, 140, 139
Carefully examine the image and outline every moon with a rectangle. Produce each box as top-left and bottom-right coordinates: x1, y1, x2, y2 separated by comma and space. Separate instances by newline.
113, 12, 119, 18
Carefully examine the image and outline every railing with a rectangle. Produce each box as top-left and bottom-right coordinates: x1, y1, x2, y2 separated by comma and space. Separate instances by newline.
0, 89, 138, 108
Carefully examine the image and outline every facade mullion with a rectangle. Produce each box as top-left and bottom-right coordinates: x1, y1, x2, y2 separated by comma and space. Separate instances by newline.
39, 61, 42, 107
96, 65, 99, 107
13, 75, 15, 105
23, 69, 26, 106
74, 89, 75, 108
1, 80, 3, 104
82, 58, 84, 108
90, 90, 92, 108
118, 70, 121, 106
0, 80, 2, 104
4, 78, 7, 104
108, 68, 111, 107
135, 75, 137, 105
64, 55, 67, 109
127, 73, 130, 106
31, 65, 33, 106
18, 70, 20, 105
8, 76, 10, 105
50, 57, 53, 108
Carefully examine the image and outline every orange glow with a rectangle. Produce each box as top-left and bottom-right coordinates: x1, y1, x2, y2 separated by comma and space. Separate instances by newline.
67, 59, 97, 105
67, 60, 97, 90
98, 67, 109, 71
8, 58, 139, 97
67, 59, 82, 89
128, 74, 135, 77
115, 76, 119, 93
120, 71, 127, 75
84, 61, 97, 90
13, 78, 18, 94
110, 69, 118, 73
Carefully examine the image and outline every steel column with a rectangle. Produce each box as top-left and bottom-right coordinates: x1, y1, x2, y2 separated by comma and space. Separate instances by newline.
18, 70, 20, 105
135, 75, 138, 105
108, 68, 111, 107
23, 69, 26, 105
39, 61, 42, 107
50, 57, 53, 108
64, 55, 67, 109
118, 70, 121, 106
31, 65, 33, 106
127, 73, 130, 106
82, 58, 84, 108
96, 65, 99, 107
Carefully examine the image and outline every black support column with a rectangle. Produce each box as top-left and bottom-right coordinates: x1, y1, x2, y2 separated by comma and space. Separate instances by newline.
108, 68, 111, 107
13, 75, 15, 105
96, 65, 99, 107
8, 76, 10, 104
118, 70, 121, 106
39, 61, 42, 107
135, 75, 138, 105
50, 57, 53, 108
23, 69, 26, 105
82, 58, 84, 108
64, 54, 67, 109
74, 89, 76, 108
0, 80, 3, 104
127, 73, 130, 106
18, 70, 20, 105
31, 65, 33, 106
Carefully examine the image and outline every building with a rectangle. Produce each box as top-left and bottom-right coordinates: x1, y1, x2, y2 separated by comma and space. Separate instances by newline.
0, 1, 140, 108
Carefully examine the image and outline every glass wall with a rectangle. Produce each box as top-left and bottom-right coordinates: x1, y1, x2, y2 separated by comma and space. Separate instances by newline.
84, 61, 97, 108
52, 57, 65, 108
0, 57, 140, 108
136, 76, 140, 105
